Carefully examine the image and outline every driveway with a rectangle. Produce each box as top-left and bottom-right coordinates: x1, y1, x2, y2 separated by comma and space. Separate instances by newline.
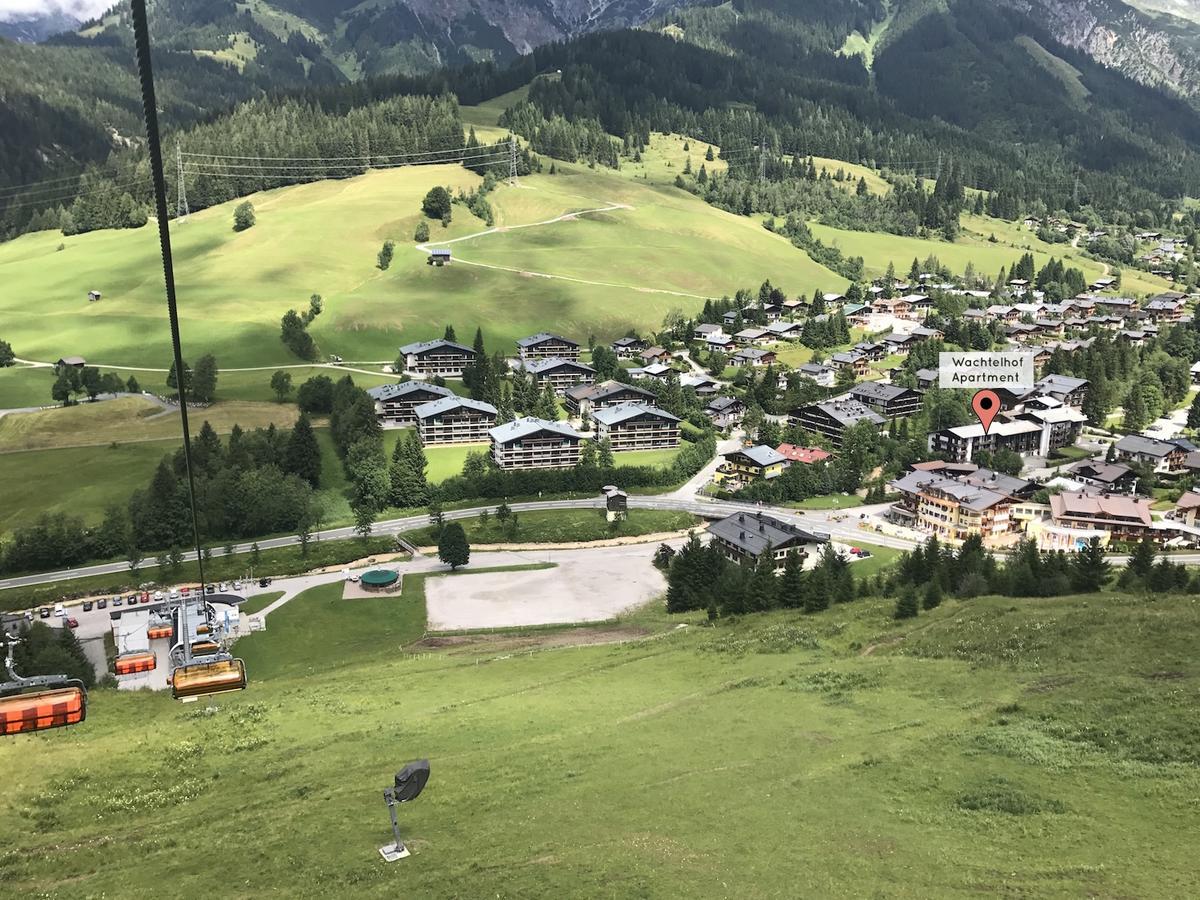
424, 544, 667, 630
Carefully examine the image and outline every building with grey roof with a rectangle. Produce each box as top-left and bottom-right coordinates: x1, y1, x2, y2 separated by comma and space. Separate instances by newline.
789, 399, 886, 448
398, 339, 476, 377
413, 396, 497, 444
367, 381, 456, 423
563, 380, 654, 416
489, 417, 583, 469
517, 332, 580, 362
844, 382, 923, 419
707, 511, 829, 572
525, 357, 597, 394
592, 403, 680, 451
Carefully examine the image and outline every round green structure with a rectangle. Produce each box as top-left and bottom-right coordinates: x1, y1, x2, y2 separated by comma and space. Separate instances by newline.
360, 569, 399, 590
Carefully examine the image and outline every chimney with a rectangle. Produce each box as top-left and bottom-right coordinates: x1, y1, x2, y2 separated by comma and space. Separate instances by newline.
759, 524, 765, 533
739, 531, 746, 541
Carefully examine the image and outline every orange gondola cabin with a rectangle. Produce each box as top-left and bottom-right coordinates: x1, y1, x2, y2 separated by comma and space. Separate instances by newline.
171, 658, 246, 700
0, 684, 87, 735
114, 651, 156, 676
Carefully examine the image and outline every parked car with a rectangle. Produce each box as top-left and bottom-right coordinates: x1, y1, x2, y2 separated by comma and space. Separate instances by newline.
23, 610, 33, 621
232, 580, 243, 591
82, 601, 93, 612
65, 617, 79, 629
168, 589, 180, 601
140, 594, 151, 604
154, 591, 164, 602
859, 549, 872, 558
54, 604, 65, 618
39, 607, 51, 618
97, 598, 108, 610
112, 597, 123, 607
205, 583, 216, 594
218, 582, 229, 593
259, 577, 271, 588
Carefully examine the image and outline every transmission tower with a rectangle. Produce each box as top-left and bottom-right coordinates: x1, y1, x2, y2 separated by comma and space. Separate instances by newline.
175, 143, 189, 223
509, 136, 518, 186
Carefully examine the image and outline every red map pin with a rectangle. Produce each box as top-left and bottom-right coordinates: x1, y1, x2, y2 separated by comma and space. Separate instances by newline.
972, 389, 1001, 434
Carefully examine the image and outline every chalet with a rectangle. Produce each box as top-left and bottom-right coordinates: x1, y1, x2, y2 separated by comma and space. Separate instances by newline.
705, 332, 736, 353
489, 417, 582, 470
987, 305, 1020, 323
776, 444, 831, 465
1068, 460, 1139, 494
428, 249, 451, 266
760, 304, 783, 322
366, 381, 456, 424
731, 347, 777, 368
734, 327, 770, 346
766, 321, 803, 340
1120, 330, 1148, 347
722, 310, 740, 328
928, 419, 1044, 463
829, 351, 869, 377
1190, 360, 1200, 385
888, 471, 1014, 546
611, 336, 649, 359
1033, 374, 1089, 409
1114, 434, 1189, 475
915, 368, 939, 391
1173, 491, 1200, 527
398, 339, 476, 377
871, 296, 913, 317
87, 290, 101, 302
962, 308, 988, 322
414, 397, 497, 445
851, 341, 888, 362
705, 395, 745, 428
681, 373, 721, 396
707, 511, 829, 572
563, 380, 654, 416
54, 356, 86, 370
844, 382, 923, 419
842, 302, 870, 322
789, 399, 885, 448
782, 298, 806, 314
526, 357, 597, 395
1089, 276, 1116, 291
797, 363, 836, 387
715, 445, 788, 485
1049, 492, 1153, 542
517, 332, 580, 363
640, 346, 672, 366
1145, 295, 1186, 323
822, 292, 846, 306
1093, 296, 1136, 316
1005, 323, 1039, 342
693, 323, 723, 341
904, 294, 934, 316
592, 403, 681, 451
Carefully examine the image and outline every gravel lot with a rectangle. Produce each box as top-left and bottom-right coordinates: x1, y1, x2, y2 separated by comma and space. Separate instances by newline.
424, 544, 668, 630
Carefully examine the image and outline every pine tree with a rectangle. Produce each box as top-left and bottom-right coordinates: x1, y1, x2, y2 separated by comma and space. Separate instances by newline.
284, 412, 322, 486
598, 437, 615, 468
746, 548, 778, 611
1070, 537, 1111, 592
534, 383, 559, 420
778, 549, 805, 608
922, 581, 943, 610
894, 585, 919, 620
438, 522, 470, 570
1125, 536, 1156, 582
1187, 391, 1200, 430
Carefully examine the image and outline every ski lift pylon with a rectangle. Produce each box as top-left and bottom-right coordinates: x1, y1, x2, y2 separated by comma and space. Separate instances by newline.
0, 634, 88, 736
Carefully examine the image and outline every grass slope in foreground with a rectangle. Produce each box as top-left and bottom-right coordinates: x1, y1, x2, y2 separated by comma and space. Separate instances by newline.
1, 590, 1196, 896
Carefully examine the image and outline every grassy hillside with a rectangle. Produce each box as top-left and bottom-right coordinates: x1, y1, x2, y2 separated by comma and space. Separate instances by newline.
1, 589, 1196, 896
0, 155, 845, 372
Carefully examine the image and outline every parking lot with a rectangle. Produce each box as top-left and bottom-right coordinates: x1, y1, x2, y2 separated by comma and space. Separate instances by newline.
424, 544, 668, 631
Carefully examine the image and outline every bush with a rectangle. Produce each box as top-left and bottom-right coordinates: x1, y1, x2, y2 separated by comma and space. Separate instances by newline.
233, 201, 255, 232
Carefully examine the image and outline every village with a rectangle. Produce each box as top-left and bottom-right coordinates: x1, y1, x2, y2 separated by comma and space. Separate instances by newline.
353, 260, 1200, 563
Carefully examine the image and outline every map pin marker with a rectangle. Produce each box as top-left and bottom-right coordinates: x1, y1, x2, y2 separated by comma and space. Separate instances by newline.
972, 389, 1001, 435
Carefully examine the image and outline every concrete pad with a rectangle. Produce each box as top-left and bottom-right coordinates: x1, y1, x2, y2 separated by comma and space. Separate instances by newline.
425, 544, 666, 631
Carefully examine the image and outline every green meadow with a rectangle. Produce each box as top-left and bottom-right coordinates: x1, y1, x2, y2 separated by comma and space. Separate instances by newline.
1, 588, 1196, 897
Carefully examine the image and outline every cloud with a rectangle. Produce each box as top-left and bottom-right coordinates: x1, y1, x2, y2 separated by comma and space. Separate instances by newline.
0, 0, 115, 23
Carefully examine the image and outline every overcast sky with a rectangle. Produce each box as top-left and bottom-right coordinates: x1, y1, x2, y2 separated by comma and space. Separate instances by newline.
0, 0, 113, 22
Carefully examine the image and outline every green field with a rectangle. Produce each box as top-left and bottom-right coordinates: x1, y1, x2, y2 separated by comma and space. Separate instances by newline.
0, 153, 845, 373
2, 588, 1197, 896
404, 508, 697, 545
0, 365, 55, 408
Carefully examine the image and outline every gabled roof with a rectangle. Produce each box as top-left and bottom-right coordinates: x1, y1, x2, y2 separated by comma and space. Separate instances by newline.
707, 395, 744, 412
525, 357, 597, 375
888, 471, 1009, 512
413, 396, 497, 419
566, 379, 654, 403
1068, 459, 1134, 485
399, 339, 475, 356
1035, 374, 1088, 394
517, 332, 578, 349
592, 403, 680, 426
776, 444, 831, 464
707, 511, 828, 556
1050, 491, 1151, 527
734, 348, 774, 361
1115, 434, 1177, 458
796, 400, 886, 428
367, 381, 456, 402
726, 445, 787, 468
847, 382, 919, 404
489, 416, 581, 443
